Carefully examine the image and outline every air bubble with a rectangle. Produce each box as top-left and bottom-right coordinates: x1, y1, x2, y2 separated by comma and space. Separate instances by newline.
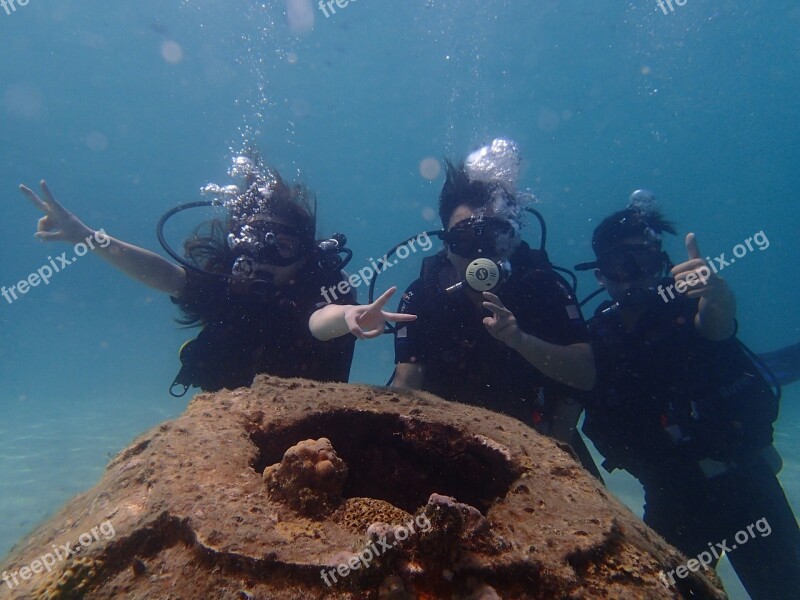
419, 157, 441, 180
161, 40, 184, 64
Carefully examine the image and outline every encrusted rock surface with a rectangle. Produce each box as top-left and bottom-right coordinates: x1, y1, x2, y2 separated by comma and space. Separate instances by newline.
0, 375, 726, 599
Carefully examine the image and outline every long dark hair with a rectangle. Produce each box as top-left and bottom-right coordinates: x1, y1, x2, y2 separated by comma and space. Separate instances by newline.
176, 170, 317, 326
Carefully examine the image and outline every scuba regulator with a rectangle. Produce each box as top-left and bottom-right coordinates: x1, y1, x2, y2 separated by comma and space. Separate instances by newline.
445, 257, 511, 294
156, 200, 352, 299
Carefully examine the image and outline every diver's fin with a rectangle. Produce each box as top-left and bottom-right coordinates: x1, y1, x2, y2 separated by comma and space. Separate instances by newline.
757, 342, 800, 387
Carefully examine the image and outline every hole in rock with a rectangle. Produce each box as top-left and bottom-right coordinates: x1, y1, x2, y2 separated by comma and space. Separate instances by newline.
249, 410, 521, 514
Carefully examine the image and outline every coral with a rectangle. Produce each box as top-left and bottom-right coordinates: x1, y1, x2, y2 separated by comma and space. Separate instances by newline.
263, 437, 347, 517
33, 556, 104, 600
417, 493, 507, 562
331, 497, 412, 534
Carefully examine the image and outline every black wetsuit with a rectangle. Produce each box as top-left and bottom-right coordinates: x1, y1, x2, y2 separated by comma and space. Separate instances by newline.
171, 266, 356, 393
394, 243, 596, 466
584, 294, 800, 600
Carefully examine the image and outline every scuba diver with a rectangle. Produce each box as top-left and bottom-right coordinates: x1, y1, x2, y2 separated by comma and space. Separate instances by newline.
575, 191, 800, 599
394, 141, 599, 474
311, 139, 598, 473
19, 152, 401, 396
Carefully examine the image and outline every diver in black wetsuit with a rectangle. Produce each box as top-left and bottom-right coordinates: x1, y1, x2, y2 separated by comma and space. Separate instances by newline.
388, 140, 597, 472
19, 152, 403, 396
576, 192, 800, 600
312, 140, 598, 473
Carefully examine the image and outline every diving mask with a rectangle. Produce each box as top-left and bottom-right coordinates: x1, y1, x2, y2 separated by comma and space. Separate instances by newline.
444, 217, 517, 258
227, 220, 303, 267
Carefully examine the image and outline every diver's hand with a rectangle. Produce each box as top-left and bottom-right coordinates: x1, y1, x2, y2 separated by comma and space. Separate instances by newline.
482, 292, 523, 347
344, 286, 416, 339
19, 180, 94, 244
674, 233, 736, 340
671, 233, 728, 300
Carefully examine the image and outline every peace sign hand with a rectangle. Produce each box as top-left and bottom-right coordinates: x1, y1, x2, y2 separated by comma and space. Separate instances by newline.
482, 291, 522, 347
344, 286, 416, 339
19, 180, 93, 244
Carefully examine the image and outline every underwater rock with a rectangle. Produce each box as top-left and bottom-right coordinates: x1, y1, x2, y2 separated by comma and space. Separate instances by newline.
0, 375, 726, 599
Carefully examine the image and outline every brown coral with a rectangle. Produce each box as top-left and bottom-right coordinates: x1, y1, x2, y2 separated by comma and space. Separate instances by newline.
263, 437, 348, 517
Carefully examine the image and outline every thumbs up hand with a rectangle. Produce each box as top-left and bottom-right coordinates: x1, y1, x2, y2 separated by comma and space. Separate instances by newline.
671, 233, 736, 340
670, 233, 724, 299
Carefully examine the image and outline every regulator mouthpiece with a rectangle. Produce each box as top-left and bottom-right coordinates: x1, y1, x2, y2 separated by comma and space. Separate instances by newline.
446, 258, 510, 294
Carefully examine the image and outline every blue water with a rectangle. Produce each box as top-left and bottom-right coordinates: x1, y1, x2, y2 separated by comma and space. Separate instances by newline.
1, 2, 798, 598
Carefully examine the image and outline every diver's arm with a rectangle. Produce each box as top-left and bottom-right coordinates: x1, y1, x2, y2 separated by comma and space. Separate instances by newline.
510, 338, 595, 391
20, 180, 187, 297
309, 287, 416, 341
309, 304, 353, 340
392, 362, 425, 390
482, 292, 596, 391
671, 234, 736, 341
694, 278, 736, 341
89, 236, 187, 297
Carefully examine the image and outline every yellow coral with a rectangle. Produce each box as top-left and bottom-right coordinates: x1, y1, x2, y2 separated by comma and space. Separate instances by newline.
332, 498, 412, 534
33, 556, 103, 600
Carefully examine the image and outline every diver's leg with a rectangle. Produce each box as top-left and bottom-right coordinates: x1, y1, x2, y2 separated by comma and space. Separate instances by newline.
642, 473, 721, 563
723, 462, 800, 600
570, 432, 604, 482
